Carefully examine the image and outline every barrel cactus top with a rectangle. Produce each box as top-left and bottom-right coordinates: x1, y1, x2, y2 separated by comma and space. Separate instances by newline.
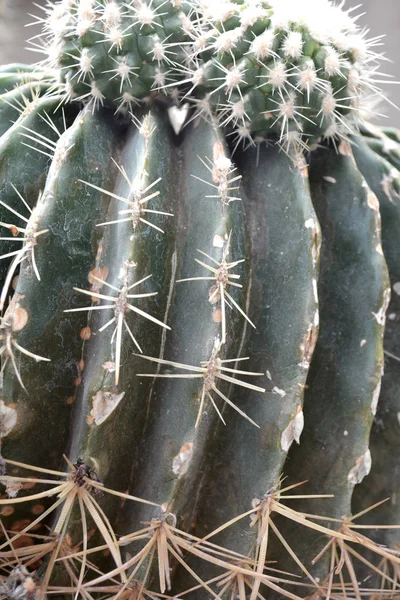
37, 0, 388, 149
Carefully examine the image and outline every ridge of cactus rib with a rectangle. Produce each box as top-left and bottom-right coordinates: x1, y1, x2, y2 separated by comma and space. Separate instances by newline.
350, 136, 400, 571
1, 1, 400, 598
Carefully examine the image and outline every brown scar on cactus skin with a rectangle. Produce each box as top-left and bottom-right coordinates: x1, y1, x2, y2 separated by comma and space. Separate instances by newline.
172, 443, 194, 477
0, 298, 49, 391
136, 342, 265, 428
176, 234, 255, 345
64, 261, 170, 385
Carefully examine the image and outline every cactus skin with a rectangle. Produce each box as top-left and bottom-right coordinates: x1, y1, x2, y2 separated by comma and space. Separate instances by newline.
1, 1, 400, 598
266, 141, 390, 589
350, 137, 400, 556
0, 96, 78, 299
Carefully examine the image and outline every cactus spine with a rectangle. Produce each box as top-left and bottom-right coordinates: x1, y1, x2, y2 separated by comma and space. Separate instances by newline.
0, 1, 400, 599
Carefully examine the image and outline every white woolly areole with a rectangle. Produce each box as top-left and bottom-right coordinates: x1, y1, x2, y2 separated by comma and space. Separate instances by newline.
152, 41, 167, 62
283, 31, 304, 59
231, 100, 246, 121
225, 67, 245, 92
240, 5, 269, 29
268, 62, 287, 89
102, 2, 122, 27
79, 48, 93, 74
76, 18, 93, 37
297, 64, 318, 91
214, 28, 243, 54
321, 93, 337, 117
250, 30, 275, 60
324, 46, 343, 76
135, 5, 156, 25
106, 26, 124, 49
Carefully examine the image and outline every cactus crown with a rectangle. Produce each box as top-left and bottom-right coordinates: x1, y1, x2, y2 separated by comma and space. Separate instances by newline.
36, 0, 389, 149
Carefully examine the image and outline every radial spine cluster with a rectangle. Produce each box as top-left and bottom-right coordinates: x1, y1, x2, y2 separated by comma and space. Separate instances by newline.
35, 0, 387, 145
190, 0, 386, 147
36, 0, 194, 112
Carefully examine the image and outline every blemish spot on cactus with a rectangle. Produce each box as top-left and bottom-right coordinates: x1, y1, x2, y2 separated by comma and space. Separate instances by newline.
393, 282, 400, 296
299, 320, 318, 370
212, 308, 222, 323
372, 287, 391, 326
367, 190, 380, 212
338, 140, 353, 157
312, 279, 318, 304
10, 306, 28, 333
0, 298, 50, 390
80, 326, 91, 340
281, 407, 304, 452
172, 443, 194, 477
89, 266, 109, 301
31, 504, 45, 515
272, 387, 286, 399
213, 234, 225, 248
1, 506, 14, 516
0, 400, 17, 438
305, 218, 315, 229
360, 339, 367, 347
347, 449, 372, 485
371, 380, 382, 416
103, 361, 116, 373
90, 390, 126, 426
323, 176, 337, 184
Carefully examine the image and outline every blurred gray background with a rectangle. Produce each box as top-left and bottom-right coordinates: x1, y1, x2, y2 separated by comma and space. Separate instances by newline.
0, 0, 399, 126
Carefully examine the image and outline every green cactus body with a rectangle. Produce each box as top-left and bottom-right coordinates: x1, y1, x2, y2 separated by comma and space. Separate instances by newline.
262, 141, 390, 591
1, 1, 400, 599
350, 137, 400, 558
0, 96, 78, 300
0, 65, 55, 96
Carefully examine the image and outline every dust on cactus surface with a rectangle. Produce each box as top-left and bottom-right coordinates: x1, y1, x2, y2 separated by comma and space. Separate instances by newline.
0, 0, 400, 598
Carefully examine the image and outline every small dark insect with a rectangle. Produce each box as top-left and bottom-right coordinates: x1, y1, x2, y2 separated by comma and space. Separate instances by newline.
72, 458, 102, 489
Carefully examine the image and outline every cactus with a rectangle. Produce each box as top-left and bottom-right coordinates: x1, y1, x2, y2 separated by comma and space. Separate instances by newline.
0, 1, 400, 599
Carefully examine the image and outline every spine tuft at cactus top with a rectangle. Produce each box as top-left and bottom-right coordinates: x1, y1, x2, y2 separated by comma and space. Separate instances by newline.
0, 1, 399, 599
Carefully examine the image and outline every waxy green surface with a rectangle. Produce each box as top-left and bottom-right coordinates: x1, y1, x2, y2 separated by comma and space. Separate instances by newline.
273, 143, 389, 584
352, 136, 400, 551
